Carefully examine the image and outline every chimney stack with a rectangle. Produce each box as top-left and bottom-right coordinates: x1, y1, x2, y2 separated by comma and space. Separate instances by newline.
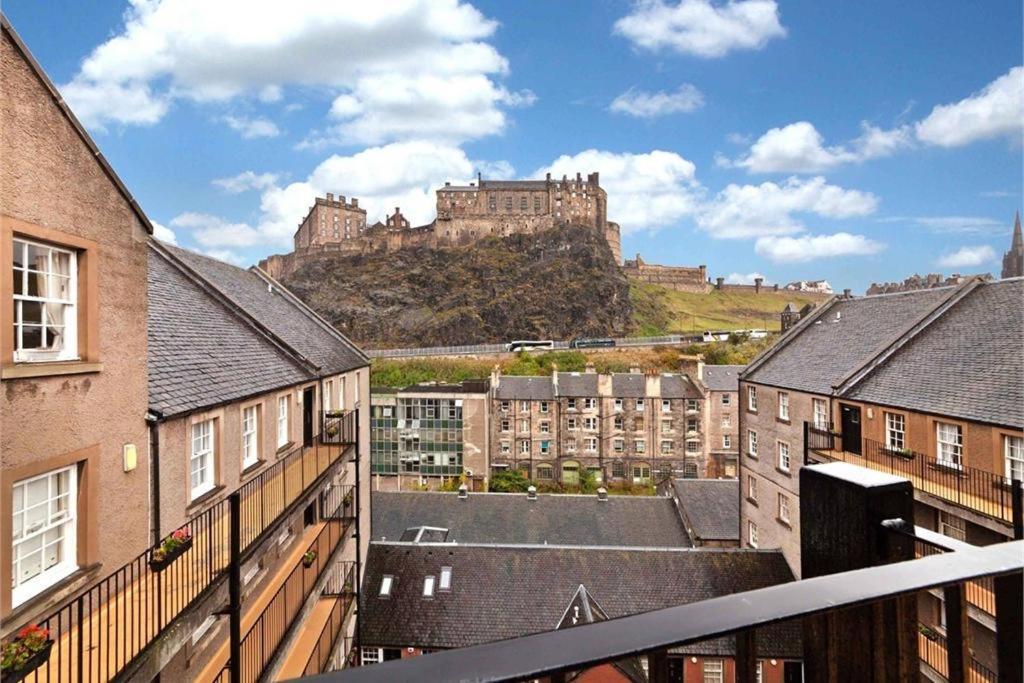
715, 277, 725, 290
351, 198, 358, 208
546, 172, 552, 182
458, 483, 468, 500
597, 487, 608, 502
526, 485, 537, 501
843, 288, 852, 299
754, 277, 763, 293
584, 363, 596, 374
326, 192, 334, 202
629, 366, 642, 374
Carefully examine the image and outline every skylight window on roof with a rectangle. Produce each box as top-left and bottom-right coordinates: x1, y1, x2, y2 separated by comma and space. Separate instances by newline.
380, 575, 394, 597
423, 575, 435, 598
439, 566, 452, 591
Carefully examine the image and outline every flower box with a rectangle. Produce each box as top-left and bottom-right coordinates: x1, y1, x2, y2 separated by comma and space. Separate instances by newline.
302, 550, 318, 568
149, 537, 193, 572
1, 627, 53, 683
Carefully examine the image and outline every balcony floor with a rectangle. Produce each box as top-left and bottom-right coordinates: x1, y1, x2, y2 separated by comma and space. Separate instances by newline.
274, 597, 340, 681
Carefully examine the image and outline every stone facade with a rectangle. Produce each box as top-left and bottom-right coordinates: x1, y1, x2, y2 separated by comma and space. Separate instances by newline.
622, 254, 708, 292
706, 389, 739, 478
1001, 210, 1023, 279
866, 272, 990, 295
293, 193, 367, 250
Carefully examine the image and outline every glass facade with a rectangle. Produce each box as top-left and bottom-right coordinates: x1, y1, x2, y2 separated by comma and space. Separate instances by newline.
371, 398, 464, 476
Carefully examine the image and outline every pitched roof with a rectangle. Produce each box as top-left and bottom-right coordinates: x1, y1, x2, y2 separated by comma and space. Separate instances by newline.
361, 543, 799, 656
161, 243, 367, 375
660, 373, 705, 399
1, 16, 153, 234
842, 278, 1024, 428
672, 479, 740, 542
558, 372, 599, 397
611, 373, 645, 397
147, 245, 313, 417
743, 287, 954, 395
701, 365, 744, 392
495, 376, 554, 400
371, 491, 692, 547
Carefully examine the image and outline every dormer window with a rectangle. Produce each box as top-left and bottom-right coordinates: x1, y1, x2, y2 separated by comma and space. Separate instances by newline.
379, 575, 394, 597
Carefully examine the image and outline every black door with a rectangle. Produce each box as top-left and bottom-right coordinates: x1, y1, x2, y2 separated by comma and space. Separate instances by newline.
665, 656, 684, 682
302, 386, 315, 447
783, 661, 804, 683
840, 404, 862, 455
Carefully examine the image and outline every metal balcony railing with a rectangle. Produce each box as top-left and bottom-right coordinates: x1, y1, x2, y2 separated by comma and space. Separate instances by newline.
807, 425, 1022, 526
5, 410, 358, 683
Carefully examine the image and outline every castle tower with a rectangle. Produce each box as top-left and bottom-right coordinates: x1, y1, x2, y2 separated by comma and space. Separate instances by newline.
1001, 210, 1023, 279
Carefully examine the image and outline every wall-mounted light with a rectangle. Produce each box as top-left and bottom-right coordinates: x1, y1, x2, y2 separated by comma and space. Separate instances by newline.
123, 444, 137, 472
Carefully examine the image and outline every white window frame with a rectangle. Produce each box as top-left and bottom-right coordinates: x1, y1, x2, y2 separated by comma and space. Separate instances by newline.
938, 511, 966, 541
241, 405, 259, 469
1006, 434, 1024, 481
747, 475, 757, 501
721, 415, 731, 428
778, 392, 789, 421
748, 429, 758, 457
423, 575, 435, 598
277, 396, 289, 449
813, 398, 828, 430
886, 412, 906, 450
324, 380, 333, 412
936, 422, 963, 469
748, 386, 758, 411
634, 439, 646, 454
439, 566, 452, 591
614, 398, 623, 412
613, 438, 625, 453
585, 437, 598, 452
379, 575, 394, 597
11, 465, 78, 607
583, 417, 597, 431
723, 434, 731, 449
777, 440, 791, 472
778, 493, 790, 523
519, 440, 530, 455
12, 238, 79, 363
500, 440, 510, 454
748, 521, 759, 548
661, 399, 671, 413
703, 658, 724, 683
635, 399, 645, 411
540, 401, 549, 414
339, 377, 346, 410
190, 419, 216, 500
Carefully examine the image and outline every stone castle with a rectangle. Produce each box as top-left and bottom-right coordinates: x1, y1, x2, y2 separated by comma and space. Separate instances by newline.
259, 172, 622, 279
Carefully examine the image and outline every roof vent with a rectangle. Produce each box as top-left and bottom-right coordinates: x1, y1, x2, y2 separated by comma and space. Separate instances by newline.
457, 483, 468, 500
597, 487, 608, 502
526, 485, 537, 501
835, 311, 842, 321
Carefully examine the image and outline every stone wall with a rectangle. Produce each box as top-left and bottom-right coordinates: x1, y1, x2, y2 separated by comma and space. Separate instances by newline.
622, 254, 708, 293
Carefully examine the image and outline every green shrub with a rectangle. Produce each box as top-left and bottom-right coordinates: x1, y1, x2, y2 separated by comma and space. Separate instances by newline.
488, 469, 533, 493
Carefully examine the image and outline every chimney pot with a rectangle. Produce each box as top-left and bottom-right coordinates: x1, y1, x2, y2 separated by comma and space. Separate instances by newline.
458, 483, 468, 499
597, 487, 608, 502
843, 288, 852, 298
526, 485, 537, 501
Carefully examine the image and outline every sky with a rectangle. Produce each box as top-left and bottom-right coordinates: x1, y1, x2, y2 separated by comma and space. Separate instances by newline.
5, 0, 1022, 291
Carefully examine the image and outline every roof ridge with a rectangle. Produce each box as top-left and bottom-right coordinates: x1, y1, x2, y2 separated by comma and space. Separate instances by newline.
742, 296, 838, 379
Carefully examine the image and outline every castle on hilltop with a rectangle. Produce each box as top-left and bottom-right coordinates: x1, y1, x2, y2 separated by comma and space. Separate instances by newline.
259, 172, 622, 279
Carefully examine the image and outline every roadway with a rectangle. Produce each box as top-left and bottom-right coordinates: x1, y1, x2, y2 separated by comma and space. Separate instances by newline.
365, 334, 707, 359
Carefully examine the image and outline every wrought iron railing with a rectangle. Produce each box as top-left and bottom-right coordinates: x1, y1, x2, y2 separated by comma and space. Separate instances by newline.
6, 410, 357, 683
807, 427, 1022, 526
300, 564, 358, 677
915, 539, 996, 617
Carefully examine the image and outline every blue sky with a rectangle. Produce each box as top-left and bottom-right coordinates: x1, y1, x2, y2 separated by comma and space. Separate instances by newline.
5, 0, 1022, 291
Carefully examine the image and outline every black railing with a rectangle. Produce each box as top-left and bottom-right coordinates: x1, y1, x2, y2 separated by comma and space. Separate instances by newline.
808, 429, 1022, 526
915, 538, 997, 617
308, 540, 1024, 683
300, 564, 358, 677
7, 411, 357, 683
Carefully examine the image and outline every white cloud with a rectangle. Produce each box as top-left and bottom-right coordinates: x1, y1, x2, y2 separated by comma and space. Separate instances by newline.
880, 215, 1006, 235
474, 159, 516, 180
725, 271, 765, 284
730, 121, 912, 173
980, 190, 1017, 198
200, 248, 248, 266
614, 0, 786, 58
151, 221, 177, 244
935, 245, 997, 269
221, 115, 281, 139
755, 232, 884, 263
726, 132, 752, 145
916, 67, 1023, 147
59, 0, 526, 144
170, 212, 263, 248
213, 171, 281, 194
535, 149, 702, 234
698, 176, 878, 239
610, 84, 704, 118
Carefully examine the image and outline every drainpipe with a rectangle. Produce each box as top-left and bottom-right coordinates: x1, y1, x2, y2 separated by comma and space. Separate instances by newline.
145, 411, 162, 546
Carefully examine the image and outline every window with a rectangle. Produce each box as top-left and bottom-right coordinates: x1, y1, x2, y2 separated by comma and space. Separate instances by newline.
936, 422, 963, 468
722, 394, 731, 406
190, 420, 215, 500
1006, 435, 1024, 481
11, 466, 77, 606
721, 415, 731, 428
520, 400, 530, 413
703, 658, 724, 683
379, 575, 394, 597
583, 398, 597, 410
614, 398, 623, 412
661, 399, 671, 413
354, 372, 360, 403
778, 392, 789, 420
686, 399, 699, 412
813, 398, 828, 430
568, 417, 578, 430
565, 438, 576, 452
242, 406, 258, 469
585, 437, 598, 452
661, 419, 672, 434
423, 575, 435, 598
12, 238, 78, 362
683, 459, 698, 478
583, 417, 597, 431
339, 377, 346, 410
612, 461, 626, 478
500, 400, 510, 412
778, 493, 790, 523
615, 416, 624, 430
686, 440, 699, 454
777, 441, 791, 472
634, 439, 646, 454
520, 196, 528, 211
748, 429, 758, 457
886, 413, 906, 450
324, 380, 333, 412
632, 464, 651, 482
539, 421, 550, 434
567, 398, 577, 411
277, 396, 289, 448
748, 521, 759, 548
536, 465, 554, 480
519, 440, 530, 455
747, 475, 757, 501
748, 386, 758, 411
613, 438, 625, 453
636, 399, 645, 411
539, 440, 550, 456
686, 418, 697, 433
501, 419, 510, 432
938, 511, 966, 542
540, 401, 549, 414
660, 440, 672, 454
518, 419, 529, 433
723, 435, 731, 449
500, 441, 510, 454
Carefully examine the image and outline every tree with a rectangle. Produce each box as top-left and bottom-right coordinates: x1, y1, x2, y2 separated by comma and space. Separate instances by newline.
488, 469, 533, 493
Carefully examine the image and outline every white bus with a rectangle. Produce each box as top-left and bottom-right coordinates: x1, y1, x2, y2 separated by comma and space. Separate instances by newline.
505, 340, 555, 352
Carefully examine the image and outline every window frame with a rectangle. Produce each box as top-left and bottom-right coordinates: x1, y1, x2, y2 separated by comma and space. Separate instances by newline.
812, 398, 828, 430
190, 419, 216, 500
241, 404, 259, 470
748, 386, 758, 412
11, 465, 78, 607
778, 391, 789, 421
747, 429, 758, 457
1005, 434, 1024, 481
885, 412, 906, 451
777, 440, 791, 472
935, 422, 963, 469
778, 492, 790, 523
277, 395, 290, 449
10, 236, 80, 364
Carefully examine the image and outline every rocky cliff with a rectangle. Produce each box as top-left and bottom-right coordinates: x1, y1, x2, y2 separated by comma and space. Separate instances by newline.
281, 224, 632, 347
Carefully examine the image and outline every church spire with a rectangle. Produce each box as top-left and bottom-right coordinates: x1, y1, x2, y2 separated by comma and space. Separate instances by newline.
1013, 210, 1022, 250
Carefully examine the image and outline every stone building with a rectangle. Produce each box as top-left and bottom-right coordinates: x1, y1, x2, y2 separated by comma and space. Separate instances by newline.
621, 254, 707, 292
293, 192, 367, 249
865, 271, 991, 295
738, 277, 1023, 674
369, 380, 490, 492
488, 364, 709, 485
702, 365, 743, 478
1001, 210, 1023, 279
779, 301, 818, 332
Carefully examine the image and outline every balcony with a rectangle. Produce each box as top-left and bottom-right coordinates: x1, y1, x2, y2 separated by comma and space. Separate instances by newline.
806, 426, 1020, 527
3, 411, 358, 683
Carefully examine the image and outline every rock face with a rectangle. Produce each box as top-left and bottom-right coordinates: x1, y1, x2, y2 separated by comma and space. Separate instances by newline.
281, 224, 632, 347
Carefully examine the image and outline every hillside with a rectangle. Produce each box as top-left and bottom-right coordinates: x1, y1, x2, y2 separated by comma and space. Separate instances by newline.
281, 224, 632, 347
629, 282, 829, 335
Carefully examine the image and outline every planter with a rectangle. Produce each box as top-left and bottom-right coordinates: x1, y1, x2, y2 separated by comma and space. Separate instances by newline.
149, 537, 193, 572
882, 446, 916, 460
302, 551, 317, 568
2, 639, 53, 683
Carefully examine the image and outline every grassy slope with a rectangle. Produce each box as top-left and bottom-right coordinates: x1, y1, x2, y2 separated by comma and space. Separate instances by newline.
629, 282, 829, 335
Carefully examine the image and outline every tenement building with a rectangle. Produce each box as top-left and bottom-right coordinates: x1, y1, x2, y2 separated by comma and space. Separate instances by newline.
703, 365, 742, 478
738, 276, 1023, 675
1, 16, 370, 682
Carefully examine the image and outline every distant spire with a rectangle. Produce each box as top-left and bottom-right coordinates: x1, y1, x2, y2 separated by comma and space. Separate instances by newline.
1014, 210, 1022, 250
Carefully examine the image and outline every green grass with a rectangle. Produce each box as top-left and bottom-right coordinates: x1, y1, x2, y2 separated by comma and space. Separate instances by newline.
629, 282, 828, 335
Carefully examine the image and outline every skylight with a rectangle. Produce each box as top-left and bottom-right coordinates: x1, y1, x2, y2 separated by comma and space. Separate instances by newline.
423, 575, 436, 598
439, 566, 452, 591
380, 575, 393, 597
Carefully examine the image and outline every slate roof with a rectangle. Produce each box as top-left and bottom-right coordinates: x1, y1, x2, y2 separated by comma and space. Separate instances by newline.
701, 365, 744, 393
843, 278, 1024, 428
672, 479, 740, 542
558, 372, 599, 397
147, 246, 313, 417
371, 491, 692, 547
161, 243, 367, 375
495, 376, 554, 400
743, 287, 953, 395
361, 543, 799, 657
660, 374, 704, 399
611, 373, 646, 397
